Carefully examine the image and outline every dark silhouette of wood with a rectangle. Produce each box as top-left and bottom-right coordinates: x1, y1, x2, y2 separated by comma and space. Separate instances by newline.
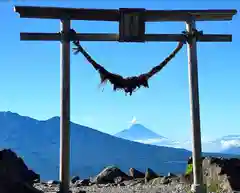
14, 6, 237, 21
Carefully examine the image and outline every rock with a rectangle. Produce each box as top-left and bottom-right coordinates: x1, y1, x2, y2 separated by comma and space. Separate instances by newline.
75, 179, 90, 187
202, 156, 240, 192
0, 149, 42, 193
114, 176, 123, 184
56, 190, 72, 193
168, 172, 176, 177
179, 173, 192, 184
151, 176, 171, 185
117, 182, 125, 187
0, 149, 40, 184
144, 168, 159, 183
12, 182, 43, 193
161, 177, 171, 184
186, 156, 240, 192
125, 178, 145, 187
187, 156, 205, 165
91, 166, 130, 184
129, 168, 145, 179
71, 176, 80, 184
47, 180, 60, 185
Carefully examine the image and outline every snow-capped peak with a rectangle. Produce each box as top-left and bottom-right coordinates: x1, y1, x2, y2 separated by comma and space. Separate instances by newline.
114, 123, 182, 148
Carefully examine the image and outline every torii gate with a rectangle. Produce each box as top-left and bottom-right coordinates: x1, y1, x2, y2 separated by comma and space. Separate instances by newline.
14, 6, 237, 193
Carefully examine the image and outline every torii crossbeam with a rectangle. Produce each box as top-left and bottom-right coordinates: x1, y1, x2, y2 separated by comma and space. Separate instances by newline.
14, 6, 237, 193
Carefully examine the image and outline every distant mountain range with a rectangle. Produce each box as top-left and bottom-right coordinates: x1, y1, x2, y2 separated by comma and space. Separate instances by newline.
210, 135, 240, 154
0, 111, 238, 181
0, 111, 192, 181
221, 146, 240, 154
114, 124, 240, 155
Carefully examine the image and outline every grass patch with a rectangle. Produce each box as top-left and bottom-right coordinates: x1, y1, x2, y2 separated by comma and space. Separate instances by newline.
185, 163, 193, 175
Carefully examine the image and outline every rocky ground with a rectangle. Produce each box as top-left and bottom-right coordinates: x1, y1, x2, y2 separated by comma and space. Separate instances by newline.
33, 166, 192, 193
0, 148, 240, 193
34, 179, 191, 193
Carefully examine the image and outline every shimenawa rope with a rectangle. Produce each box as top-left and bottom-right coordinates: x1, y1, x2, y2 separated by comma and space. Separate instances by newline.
69, 29, 200, 95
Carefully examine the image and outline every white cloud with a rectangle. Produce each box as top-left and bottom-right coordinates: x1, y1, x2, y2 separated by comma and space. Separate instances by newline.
133, 138, 183, 149
220, 139, 240, 149
134, 138, 167, 144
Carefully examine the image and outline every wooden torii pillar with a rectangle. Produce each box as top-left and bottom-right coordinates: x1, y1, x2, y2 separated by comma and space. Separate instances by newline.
14, 6, 237, 193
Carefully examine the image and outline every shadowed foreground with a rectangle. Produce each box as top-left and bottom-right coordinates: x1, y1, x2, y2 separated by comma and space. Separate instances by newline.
1, 148, 240, 193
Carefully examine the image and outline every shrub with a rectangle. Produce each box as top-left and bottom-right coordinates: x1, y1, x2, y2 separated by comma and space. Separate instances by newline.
185, 163, 193, 175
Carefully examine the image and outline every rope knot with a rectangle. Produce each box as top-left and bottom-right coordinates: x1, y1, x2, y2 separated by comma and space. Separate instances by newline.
182, 29, 203, 44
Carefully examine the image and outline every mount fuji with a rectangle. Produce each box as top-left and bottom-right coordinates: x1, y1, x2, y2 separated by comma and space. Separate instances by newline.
114, 123, 240, 155
114, 123, 181, 148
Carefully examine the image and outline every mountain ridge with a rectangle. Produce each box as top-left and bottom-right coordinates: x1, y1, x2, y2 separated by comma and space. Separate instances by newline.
0, 111, 192, 180
115, 123, 166, 140
114, 123, 180, 148
114, 122, 240, 154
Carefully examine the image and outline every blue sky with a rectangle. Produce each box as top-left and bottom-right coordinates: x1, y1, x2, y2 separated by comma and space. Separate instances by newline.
0, 0, 239, 142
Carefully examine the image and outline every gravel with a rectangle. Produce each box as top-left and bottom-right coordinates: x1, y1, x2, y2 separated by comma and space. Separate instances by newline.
34, 181, 191, 193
